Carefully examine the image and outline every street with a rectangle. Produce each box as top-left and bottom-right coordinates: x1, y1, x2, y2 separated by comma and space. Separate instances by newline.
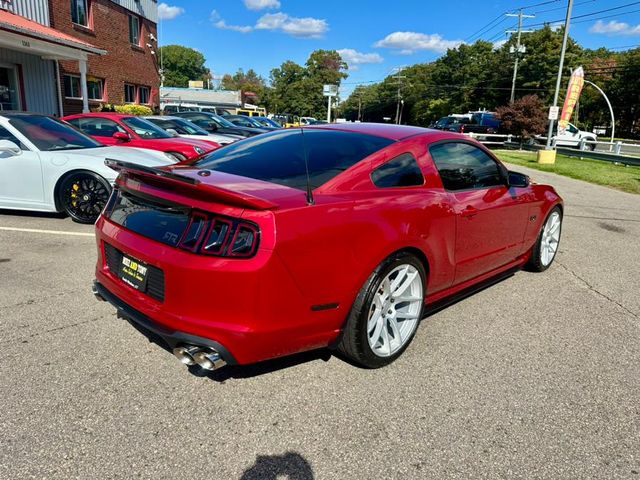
1, 164, 639, 479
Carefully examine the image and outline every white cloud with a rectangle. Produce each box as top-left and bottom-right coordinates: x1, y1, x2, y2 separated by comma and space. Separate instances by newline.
211, 10, 328, 38
374, 31, 463, 54
337, 49, 384, 68
255, 12, 328, 38
244, 0, 281, 10
589, 20, 640, 35
493, 39, 507, 50
158, 3, 184, 20
210, 10, 253, 33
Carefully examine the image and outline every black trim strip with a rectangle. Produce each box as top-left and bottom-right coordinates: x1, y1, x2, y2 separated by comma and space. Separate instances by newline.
311, 303, 340, 312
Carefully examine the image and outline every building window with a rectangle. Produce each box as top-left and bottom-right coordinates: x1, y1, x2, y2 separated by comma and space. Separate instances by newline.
71, 0, 89, 27
63, 75, 82, 98
139, 86, 150, 104
87, 78, 104, 101
63, 75, 104, 100
124, 84, 137, 103
129, 15, 140, 46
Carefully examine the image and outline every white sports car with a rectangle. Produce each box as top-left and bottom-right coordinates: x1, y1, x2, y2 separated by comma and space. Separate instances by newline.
144, 116, 241, 145
0, 113, 176, 224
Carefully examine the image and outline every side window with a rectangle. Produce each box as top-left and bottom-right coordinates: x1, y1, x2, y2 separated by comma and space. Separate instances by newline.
0, 126, 26, 150
371, 153, 424, 188
72, 118, 124, 137
429, 142, 504, 191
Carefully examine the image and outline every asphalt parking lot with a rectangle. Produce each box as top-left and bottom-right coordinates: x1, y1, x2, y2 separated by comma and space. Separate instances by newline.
1, 163, 639, 479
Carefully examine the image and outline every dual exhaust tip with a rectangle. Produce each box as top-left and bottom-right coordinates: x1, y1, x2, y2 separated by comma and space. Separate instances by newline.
172, 345, 227, 371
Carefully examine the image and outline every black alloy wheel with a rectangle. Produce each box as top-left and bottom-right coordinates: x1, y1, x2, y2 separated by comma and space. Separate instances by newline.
58, 171, 112, 224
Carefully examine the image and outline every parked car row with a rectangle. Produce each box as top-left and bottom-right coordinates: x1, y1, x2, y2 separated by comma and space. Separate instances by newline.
430, 112, 598, 148
0, 109, 303, 225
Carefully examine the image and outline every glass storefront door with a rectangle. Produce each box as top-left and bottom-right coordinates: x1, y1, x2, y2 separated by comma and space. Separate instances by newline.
0, 65, 21, 111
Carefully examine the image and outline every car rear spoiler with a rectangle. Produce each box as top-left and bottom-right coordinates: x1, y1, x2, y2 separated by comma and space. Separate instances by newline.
105, 159, 278, 210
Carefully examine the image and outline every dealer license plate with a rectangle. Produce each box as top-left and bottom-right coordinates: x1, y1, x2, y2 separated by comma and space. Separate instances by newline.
119, 254, 148, 291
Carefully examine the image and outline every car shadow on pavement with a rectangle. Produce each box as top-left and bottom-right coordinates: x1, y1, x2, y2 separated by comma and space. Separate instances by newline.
0, 208, 67, 221
189, 349, 333, 382
240, 452, 314, 479
130, 269, 518, 381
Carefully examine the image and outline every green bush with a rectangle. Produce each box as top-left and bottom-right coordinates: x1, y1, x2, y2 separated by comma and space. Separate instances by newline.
113, 104, 154, 116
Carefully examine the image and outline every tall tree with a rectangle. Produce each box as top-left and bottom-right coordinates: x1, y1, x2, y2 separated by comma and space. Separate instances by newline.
159, 45, 210, 87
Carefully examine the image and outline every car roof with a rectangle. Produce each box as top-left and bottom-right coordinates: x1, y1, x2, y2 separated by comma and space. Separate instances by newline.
303, 122, 458, 141
63, 113, 135, 120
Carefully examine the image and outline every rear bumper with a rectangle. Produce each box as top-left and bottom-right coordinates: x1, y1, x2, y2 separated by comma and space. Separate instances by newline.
94, 216, 345, 364
93, 280, 237, 365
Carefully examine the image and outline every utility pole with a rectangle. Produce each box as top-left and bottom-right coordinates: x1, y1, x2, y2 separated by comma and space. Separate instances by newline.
545, 0, 575, 150
506, 9, 535, 103
357, 95, 362, 122
392, 68, 406, 124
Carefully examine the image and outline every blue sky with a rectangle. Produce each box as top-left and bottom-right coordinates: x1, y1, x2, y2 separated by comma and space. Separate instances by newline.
158, 1, 640, 97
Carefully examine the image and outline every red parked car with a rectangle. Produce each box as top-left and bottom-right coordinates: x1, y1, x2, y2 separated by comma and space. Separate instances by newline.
63, 113, 218, 161
92, 124, 563, 372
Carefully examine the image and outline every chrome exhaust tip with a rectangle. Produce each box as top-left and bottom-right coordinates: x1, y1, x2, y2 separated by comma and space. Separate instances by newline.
193, 349, 227, 371
91, 283, 105, 302
172, 345, 201, 366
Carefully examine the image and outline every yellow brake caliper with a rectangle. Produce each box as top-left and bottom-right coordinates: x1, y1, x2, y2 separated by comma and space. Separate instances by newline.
71, 183, 79, 207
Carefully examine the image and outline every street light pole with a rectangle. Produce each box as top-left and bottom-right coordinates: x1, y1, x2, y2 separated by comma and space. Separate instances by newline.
545, 0, 574, 150
584, 79, 615, 144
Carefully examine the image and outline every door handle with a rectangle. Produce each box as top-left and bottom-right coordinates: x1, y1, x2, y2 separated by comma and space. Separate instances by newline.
461, 205, 478, 218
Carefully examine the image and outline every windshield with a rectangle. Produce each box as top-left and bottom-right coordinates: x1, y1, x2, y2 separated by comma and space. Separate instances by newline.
9, 115, 104, 151
173, 118, 209, 135
210, 114, 237, 128
194, 129, 393, 190
122, 117, 172, 139
258, 118, 281, 128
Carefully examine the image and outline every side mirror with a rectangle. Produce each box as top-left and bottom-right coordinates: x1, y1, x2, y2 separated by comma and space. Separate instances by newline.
166, 128, 179, 137
508, 171, 530, 188
0, 140, 22, 156
112, 132, 131, 142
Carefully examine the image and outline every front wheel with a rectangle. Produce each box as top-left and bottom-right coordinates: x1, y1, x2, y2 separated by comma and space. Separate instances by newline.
526, 206, 562, 272
337, 252, 426, 368
58, 171, 111, 224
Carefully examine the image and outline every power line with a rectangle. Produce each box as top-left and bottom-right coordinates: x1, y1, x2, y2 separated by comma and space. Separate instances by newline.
526, 0, 640, 28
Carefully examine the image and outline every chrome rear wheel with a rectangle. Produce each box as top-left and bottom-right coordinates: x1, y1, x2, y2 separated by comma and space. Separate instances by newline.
337, 252, 426, 368
367, 264, 423, 357
540, 211, 561, 267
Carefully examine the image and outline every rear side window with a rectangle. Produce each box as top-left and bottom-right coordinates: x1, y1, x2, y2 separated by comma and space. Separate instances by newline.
429, 142, 503, 191
195, 129, 393, 190
371, 153, 424, 188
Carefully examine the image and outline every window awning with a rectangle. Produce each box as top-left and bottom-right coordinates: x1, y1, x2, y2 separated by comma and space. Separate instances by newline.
0, 9, 106, 59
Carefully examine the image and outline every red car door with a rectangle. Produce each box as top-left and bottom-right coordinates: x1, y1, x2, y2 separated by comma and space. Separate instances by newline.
429, 141, 529, 285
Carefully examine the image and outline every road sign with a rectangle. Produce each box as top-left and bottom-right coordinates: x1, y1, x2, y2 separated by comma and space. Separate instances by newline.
323, 84, 338, 97
548, 106, 559, 120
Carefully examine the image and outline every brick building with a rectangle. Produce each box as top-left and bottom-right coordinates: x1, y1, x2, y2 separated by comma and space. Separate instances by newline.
0, 0, 159, 116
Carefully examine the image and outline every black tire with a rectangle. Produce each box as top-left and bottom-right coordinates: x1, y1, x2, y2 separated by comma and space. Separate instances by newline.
58, 171, 111, 224
526, 206, 563, 272
337, 252, 427, 368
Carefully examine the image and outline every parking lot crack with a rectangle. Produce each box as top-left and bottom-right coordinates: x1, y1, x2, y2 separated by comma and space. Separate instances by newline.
0, 316, 105, 346
556, 261, 639, 320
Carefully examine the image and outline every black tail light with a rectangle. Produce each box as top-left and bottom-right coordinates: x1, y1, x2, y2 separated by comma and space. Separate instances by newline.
178, 213, 259, 258
104, 188, 260, 258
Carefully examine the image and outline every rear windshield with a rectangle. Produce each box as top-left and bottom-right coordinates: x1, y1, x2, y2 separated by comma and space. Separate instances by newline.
194, 129, 393, 190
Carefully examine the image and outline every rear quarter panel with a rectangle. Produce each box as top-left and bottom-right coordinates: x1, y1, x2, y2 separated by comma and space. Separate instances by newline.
273, 136, 457, 332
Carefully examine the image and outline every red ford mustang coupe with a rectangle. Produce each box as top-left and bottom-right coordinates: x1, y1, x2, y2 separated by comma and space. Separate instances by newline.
92, 124, 563, 371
